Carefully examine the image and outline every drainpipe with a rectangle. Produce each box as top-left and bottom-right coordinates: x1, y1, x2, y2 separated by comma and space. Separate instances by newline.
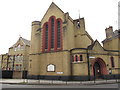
6, 55, 9, 70
70, 52, 73, 81
12, 55, 15, 71
87, 49, 90, 81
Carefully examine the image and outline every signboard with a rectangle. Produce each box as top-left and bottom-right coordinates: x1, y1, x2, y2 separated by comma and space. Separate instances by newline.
89, 56, 95, 59
47, 64, 55, 72
57, 72, 63, 74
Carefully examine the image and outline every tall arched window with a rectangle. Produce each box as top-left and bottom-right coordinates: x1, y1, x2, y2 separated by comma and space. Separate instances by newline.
45, 24, 48, 49
42, 16, 63, 52
57, 21, 61, 48
76, 55, 78, 62
51, 18, 54, 49
80, 55, 83, 61
18, 44, 20, 51
111, 56, 115, 68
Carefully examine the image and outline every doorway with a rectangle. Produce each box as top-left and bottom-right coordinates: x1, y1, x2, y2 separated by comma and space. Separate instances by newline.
92, 58, 107, 79
93, 62, 101, 79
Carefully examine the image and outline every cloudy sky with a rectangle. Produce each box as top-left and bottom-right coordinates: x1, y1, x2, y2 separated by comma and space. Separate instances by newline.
0, 0, 119, 54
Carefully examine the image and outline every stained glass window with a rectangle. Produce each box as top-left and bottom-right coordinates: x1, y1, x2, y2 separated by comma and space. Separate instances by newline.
51, 18, 54, 49
57, 21, 61, 48
45, 24, 48, 49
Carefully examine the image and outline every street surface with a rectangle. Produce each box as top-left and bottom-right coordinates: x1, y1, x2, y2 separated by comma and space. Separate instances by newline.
1, 83, 119, 88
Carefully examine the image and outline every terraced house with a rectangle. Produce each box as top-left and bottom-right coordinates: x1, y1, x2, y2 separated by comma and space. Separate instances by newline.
27, 2, 120, 81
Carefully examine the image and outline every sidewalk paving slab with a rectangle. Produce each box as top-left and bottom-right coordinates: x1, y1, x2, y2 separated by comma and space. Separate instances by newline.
0, 79, 119, 85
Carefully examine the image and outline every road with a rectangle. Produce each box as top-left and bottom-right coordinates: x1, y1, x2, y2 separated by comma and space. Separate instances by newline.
1, 83, 119, 88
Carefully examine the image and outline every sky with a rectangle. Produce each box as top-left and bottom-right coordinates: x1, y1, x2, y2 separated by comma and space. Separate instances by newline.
0, 0, 119, 54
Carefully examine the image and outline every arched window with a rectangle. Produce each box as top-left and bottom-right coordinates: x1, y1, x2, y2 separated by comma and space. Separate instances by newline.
21, 46, 23, 50
80, 55, 83, 61
20, 55, 23, 62
76, 55, 78, 62
17, 55, 19, 63
42, 16, 63, 52
16, 65, 19, 71
20, 65, 22, 71
57, 21, 61, 48
18, 44, 20, 51
45, 24, 48, 49
111, 57, 115, 68
51, 18, 54, 49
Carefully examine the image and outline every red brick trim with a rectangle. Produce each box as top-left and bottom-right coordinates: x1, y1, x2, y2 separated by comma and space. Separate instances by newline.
48, 16, 56, 51
56, 18, 63, 50
16, 43, 23, 47
92, 57, 107, 75
42, 16, 63, 52
42, 22, 48, 52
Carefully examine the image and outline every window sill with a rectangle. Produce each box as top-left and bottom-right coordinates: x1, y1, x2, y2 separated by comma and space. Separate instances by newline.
72, 61, 84, 64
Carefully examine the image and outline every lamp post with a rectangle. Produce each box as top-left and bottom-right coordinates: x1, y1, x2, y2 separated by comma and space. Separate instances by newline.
87, 50, 90, 81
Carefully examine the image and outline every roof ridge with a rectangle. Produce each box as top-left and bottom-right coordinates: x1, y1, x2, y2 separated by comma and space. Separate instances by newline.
20, 37, 30, 42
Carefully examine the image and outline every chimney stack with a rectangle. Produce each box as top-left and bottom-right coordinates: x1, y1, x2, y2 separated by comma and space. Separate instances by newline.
105, 26, 113, 38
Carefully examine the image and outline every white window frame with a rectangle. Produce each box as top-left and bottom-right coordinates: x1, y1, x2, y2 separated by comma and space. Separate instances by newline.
15, 48, 16, 51
8, 63, 11, 68
20, 65, 22, 71
16, 65, 19, 71
20, 55, 23, 62
18, 44, 20, 51
21, 46, 23, 50
17, 55, 19, 63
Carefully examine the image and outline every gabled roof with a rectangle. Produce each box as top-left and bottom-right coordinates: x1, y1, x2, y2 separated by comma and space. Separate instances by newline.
41, 2, 64, 22
9, 37, 30, 49
21, 37, 30, 46
87, 40, 104, 50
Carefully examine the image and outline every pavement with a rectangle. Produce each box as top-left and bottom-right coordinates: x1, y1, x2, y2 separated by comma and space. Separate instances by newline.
0, 79, 120, 85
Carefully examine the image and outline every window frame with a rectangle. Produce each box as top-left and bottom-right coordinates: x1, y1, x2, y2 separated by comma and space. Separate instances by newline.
20, 55, 23, 62
18, 44, 20, 51
57, 20, 61, 48
80, 55, 83, 61
75, 55, 78, 62
47, 64, 55, 72
21, 46, 23, 50
110, 56, 115, 68
15, 47, 16, 51
45, 24, 48, 49
51, 18, 54, 49
16, 65, 19, 71
16, 55, 19, 63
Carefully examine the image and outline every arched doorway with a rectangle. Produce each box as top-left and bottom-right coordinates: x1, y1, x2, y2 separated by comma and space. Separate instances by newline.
92, 58, 107, 79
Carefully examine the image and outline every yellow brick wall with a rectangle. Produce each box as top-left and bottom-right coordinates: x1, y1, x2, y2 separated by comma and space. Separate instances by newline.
8, 38, 29, 71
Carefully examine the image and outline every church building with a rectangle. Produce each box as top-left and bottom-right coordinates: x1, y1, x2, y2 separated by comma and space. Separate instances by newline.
28, 2, 120, 81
